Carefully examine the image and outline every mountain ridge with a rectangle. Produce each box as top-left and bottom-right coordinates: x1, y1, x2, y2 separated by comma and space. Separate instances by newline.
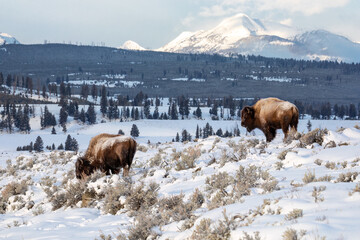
157, 13, 360, 63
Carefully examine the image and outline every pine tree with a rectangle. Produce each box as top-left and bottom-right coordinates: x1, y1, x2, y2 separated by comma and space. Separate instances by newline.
0, 72, 3, 86
181, 129, 188, 142
170, 103, 178, 120
59, 106, 68, 126
86, 104, 96, 124
349, 104, 357, 119
100, 85, 108, 116
175, 132, 180, 142
21, 112, 31, 133
65, 134, 78, 151
79, 108, 86, 123
118, 129, 125, 135
52, 143, 55, 150
134, 108, 140, 120
130, 124, 139, 137
195, 106, 202, 119
216, 128, 223, 137
91, 84, 97, 101
33, 136, 44, 152
195, 125, 200, 139
58, 143, 64, 150
144, 100, 151, 118
62, 124, 67, 133
153, 106, 159, 119
51, 126, 56, 134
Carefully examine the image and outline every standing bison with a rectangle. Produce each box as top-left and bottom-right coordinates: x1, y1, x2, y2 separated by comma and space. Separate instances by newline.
241, 98, 299, 142
75, 133, 137, 179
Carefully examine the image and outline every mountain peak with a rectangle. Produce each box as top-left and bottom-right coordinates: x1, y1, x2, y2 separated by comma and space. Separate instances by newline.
0, 32, 20, 45
119, 40, 145, 51
157, 13, 360, 63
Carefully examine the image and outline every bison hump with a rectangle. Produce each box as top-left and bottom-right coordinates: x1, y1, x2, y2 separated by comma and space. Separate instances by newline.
101, 136, 132, 150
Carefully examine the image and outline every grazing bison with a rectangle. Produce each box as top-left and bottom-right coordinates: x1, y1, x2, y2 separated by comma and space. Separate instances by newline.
75, 133, 137, 179
241, 98, 299, 142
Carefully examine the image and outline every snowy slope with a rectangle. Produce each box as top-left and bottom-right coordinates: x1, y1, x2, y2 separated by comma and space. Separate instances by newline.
1, 102, 360, 239
119, 40, 146, 51
0, 32, 20, 45
157, 13, 360, 63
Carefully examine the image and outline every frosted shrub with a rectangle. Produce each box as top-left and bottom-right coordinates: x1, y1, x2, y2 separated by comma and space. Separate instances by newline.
233, 165, 262, 198
314, 159, 323, 166
284, 209, 303, 221
149, 152, 162, 167
282, 228, 306, 240
125, 182, 159, 212
208, 191, 235, 210
240, 231, 262, 240
128, 213, 160, 240
317, 175, 332, 182
51, 181, 87, 210
32, 205, 45, 216
205, 171, 233, 193
188, 188, 205, 210
278, 149, 291, 160
261, 179, 279, 193
1, 180, 29, 201
302, 170, 316, 184
275, 161, 284, 170
312, 186, 326, 203
175, 146, 201, 170
336, 172, 358, 182
103, 182, 131, 214
324, 161, 336, 170
137, 145, 148, 152
158, 193, 192, 223
350, 183, 360, 195
191, 218, 212, 240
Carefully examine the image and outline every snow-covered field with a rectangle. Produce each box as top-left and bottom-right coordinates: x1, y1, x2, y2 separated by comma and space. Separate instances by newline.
0, 104, 360, 239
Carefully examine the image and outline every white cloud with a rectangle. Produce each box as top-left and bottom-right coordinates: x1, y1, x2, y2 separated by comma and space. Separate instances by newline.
198, 0, 349, 17
280, 18, 293, 26
181, 16, 195, 26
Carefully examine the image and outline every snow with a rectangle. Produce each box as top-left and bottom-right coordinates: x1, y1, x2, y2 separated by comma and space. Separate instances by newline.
62, 80, 142, 88
246, 75, 301, 82
1, 102, 360, 239
119, 40, 146, 51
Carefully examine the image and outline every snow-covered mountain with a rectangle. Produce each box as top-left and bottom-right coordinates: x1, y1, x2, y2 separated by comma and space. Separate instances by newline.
119, 40, 146, 51
0, 32, 20, 45
157, 13, 360, 63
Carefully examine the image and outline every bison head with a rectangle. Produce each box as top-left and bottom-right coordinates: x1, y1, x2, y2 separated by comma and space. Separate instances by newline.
241, 106, 255, 132
75, 157, 94, 179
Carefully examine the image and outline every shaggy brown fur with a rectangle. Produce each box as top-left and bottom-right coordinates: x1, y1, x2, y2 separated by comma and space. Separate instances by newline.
241, 98, 299, 142
75, 133, 137, 179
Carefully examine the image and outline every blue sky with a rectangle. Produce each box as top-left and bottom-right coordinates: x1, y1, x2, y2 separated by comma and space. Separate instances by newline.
1, 0, 359, 48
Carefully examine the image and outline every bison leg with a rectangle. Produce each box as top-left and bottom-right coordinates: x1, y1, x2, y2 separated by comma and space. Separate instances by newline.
263, 126, 276, 142
123, 165, 130, 177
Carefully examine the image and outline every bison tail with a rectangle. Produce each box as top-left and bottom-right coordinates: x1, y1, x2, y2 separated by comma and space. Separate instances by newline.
127, 139, 137, 166
290, 106, 299, 131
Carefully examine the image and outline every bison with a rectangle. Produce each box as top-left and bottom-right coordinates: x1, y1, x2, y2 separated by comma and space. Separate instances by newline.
241, 98, 299, 142
75, 133, 137, 179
